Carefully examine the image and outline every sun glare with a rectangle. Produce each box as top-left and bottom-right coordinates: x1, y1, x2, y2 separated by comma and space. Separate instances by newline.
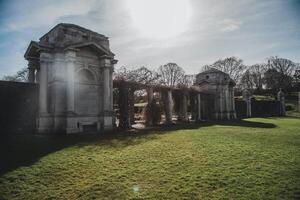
126, 0, 192, 39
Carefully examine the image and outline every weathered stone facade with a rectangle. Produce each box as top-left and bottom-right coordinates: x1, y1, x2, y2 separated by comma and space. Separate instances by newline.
195, 68, 236, 120
25, 23, 117, 134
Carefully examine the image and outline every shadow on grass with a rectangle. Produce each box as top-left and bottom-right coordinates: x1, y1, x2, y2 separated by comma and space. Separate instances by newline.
0, 118, 276, 176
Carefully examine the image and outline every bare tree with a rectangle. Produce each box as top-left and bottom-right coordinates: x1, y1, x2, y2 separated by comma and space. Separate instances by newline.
114, 66, 159, 85
179, 74, 195, 87
265, 56, 300, 91
264, 68, 288, 92
240, 64, 266, 91
2, 68, 28, 82
267, 56, 298, 77
158, 63, 185, 87
240, 69, 254, 90
250, 64, 267, 91
201, 65, 213, 72
209, 57, 247, 83
293, 69, 300, 90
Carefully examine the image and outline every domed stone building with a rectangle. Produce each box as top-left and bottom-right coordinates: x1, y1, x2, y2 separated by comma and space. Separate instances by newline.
195, 68, 236, 120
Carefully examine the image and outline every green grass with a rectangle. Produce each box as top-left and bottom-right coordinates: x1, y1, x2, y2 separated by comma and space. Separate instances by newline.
1, 118, 300, 200
235, 95, 275, 101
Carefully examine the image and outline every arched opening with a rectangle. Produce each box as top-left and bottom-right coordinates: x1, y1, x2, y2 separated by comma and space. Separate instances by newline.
76, 69, 96, 84
75, 69, 98, 115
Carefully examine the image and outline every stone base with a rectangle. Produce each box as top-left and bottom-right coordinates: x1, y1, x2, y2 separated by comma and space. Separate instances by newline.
37, 115, 116, 134
214, 111, 236, 120
103, 116, 113, 130
37, 114, 53, 134
230, 111, 237, 119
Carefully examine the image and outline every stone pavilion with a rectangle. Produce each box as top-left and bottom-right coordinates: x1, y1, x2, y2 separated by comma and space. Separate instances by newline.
24, 23, 117, 134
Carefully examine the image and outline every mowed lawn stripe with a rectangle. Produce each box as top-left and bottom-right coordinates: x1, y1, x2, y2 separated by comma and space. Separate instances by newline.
0, 117, 299, 200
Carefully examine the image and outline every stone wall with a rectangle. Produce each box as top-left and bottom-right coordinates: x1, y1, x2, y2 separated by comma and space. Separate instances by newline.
0, 81, 38, 134
235, 99, 280, 118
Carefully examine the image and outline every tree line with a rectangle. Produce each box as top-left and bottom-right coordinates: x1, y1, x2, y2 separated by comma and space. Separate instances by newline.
2, 56, 300, 94
115, 56, 300, 94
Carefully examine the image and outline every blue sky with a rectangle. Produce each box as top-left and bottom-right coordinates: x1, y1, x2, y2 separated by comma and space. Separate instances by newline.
0, 0, 299, 77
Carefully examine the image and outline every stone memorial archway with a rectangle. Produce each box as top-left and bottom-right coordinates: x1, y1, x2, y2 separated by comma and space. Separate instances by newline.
24, 23, 117, 134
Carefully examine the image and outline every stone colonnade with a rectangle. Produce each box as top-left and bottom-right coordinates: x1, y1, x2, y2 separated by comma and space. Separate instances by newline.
114, 82, 205, 129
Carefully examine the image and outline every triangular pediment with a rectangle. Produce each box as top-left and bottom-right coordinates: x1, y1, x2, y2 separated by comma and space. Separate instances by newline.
65, 42, 114, 57
24, 41, 40, 60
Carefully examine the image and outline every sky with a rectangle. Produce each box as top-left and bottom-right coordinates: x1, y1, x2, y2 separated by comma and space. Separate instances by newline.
0, 0, 300, 77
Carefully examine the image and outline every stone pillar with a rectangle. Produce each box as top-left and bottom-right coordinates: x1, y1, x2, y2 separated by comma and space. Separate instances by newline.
180, 91, 188, 122
225, 86, 230, 119
164, 90, 173, 124
219, 87, 224, 120
277, 89, 286, 116
189, 93, 196, 120
28, 63, 35, 83
37, 52, 53, 133
65, 51, 76, 114
103, 67, 110, 111
298, 92, 300, 113
39, 58, 49, 114
129, 87, 135, 125
101, 57, 114, 130
214, 93, 220, 119
197, 93, 201, 121
228, 87, 232, 118
36, 68, 40, 83
246, 98, 252, 117
231, 88, 237, 119
145, 87, 154, 126
118, 84, 130, 129
243, 89, 251, 117
147, 87, 154, 103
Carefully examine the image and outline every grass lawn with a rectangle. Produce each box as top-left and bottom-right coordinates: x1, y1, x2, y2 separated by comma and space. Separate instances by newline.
0, 117, 300, 200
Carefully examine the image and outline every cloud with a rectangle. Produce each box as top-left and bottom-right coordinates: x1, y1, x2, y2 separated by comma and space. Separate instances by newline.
1, 0, 96, 32
220, 19, 242, 32
0, 0, 299, 78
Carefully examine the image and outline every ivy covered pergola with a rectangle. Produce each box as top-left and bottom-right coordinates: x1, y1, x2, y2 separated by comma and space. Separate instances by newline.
113, 79, 214, 130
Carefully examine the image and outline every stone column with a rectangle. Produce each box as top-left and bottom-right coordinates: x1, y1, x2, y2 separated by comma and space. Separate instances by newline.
219, 87, 224, 120
197, 93, 201, 121
164, 89, 173, 124
118, 84, 130, 129
146, 87, 154, 126
28, 61, 35, 83
189, 93, 196, 120
36, 67, 40, 83
180, 91, 188, 122
225, 86, 230, 119
214, 93, 220, 119
100, 56, 115, 130
65, 51, 76, 114
129, 87, 135, 125
228, 87, 232, 118
246, 98, 252, 117
298, 92, 300, 114
147, 87, 154, 103
277, 89, 286, 116
103, 66, 111, 112
243, 89, 251, 117
231, 88, 237, 119
39, 56, 49, 114
37, 52, 53, 133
